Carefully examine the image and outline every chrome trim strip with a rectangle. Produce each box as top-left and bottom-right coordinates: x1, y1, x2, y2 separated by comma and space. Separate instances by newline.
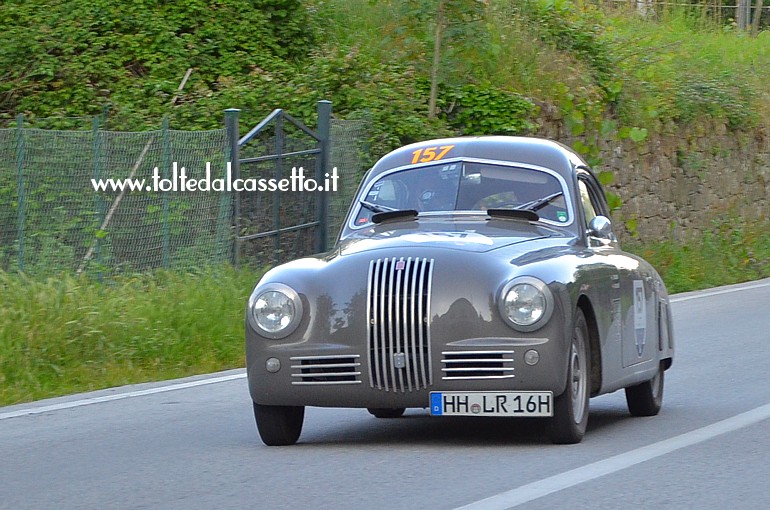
378, 258, 389, 391
290, 355, 361, 361
442, 375, 516, 380
425, 258, 435, 386
441, 367, 514, 372
366, 259, 375, 388
291, 372, 363, 378
409, 257, 420, 389
417, 259, 428, 388
291, 381, 363, 385
387, 257, 397, 392
441, 359, 514, 363
290, 363, 362, 369
441, 350, 515, 355
394, 257, 405, 391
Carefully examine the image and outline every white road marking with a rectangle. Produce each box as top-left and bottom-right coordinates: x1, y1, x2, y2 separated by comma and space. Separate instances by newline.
670, 279, 770, 303
454, 402, 770, 510
0, 371, 246, 421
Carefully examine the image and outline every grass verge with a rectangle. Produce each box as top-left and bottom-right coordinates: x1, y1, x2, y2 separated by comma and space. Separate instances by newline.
0, 267, 261, 406
626, 219, 770, 294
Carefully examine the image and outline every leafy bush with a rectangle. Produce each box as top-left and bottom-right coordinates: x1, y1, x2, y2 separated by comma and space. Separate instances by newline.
674, 76, 757, 128
0, 0, 316, 127
441, 84, 539, 136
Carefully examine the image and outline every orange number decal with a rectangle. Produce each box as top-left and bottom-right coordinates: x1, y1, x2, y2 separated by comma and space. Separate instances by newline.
420, 147, 437, 162
410, 144, 455, 164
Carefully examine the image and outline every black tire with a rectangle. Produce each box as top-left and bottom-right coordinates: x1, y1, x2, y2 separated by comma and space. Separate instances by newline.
253, 402, 304, 446
367, 407, 406, 418
625, 363, 664, 417
549, 309, 591, 444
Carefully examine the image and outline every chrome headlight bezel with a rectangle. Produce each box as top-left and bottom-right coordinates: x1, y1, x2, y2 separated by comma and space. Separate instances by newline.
247, 283, 303, 339
498, 276, 554, 332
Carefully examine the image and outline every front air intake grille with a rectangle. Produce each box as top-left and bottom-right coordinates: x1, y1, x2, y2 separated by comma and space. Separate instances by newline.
441, 350, 515, 380
367, 257, 434, 392
290, 355, 362, 385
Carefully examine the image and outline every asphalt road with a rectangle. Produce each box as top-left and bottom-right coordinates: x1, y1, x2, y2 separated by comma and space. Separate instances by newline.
2, 279, 770, 510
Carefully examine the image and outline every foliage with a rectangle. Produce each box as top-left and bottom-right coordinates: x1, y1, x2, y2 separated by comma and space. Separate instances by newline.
0, 266, 261, 406
626, 218, 770, 294
0, 0, 315, 128
440, 84, 539, 136
674, 76, 757, 128
2, 0, 767, 146
522, 0, 621, 100
606, 9, 768, 129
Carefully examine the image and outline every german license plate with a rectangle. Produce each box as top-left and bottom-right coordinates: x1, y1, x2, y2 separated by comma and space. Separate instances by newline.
429, 391, 553, 417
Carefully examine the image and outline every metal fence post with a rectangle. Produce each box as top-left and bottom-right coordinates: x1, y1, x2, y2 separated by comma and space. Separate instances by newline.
225, 108, 241, 267
92, 115, 105, 278
315, 100, 332, 253
274, 112, 284, 266
15, 114, 25, 272
161, 116, 171, 268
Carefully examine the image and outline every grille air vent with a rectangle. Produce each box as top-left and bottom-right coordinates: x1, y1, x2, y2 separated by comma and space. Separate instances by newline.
366, 257, 434, 392
290, 355, 362, 385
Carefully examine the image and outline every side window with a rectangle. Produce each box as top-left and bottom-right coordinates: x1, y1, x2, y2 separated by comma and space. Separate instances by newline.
578, 179, 598, 228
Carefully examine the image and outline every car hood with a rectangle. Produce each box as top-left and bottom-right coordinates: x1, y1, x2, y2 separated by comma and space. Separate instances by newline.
337, 217, 569, 256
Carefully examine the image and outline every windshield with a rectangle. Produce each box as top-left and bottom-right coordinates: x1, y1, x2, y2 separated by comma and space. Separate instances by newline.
352, 162, 571, 227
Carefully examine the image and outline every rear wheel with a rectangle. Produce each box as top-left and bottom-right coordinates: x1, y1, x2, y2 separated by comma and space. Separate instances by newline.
625, 363, 664, 417
253, 403, 304, 446
367, 407, 406, 418
549, 309, 590, 444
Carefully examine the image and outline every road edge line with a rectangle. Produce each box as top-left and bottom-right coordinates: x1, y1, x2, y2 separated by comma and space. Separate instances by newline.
453, 402, 770, 510
0, 371, 246, 421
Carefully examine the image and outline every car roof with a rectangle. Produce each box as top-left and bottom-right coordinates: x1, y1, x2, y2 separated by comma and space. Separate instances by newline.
368, 136, 589, 182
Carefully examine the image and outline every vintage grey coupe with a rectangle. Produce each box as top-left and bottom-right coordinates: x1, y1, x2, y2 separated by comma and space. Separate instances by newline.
245, 136, 674, 446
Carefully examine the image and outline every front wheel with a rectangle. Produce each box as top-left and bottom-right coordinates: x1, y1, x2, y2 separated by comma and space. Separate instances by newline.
367, 407, 406, 418
549, 309, 590, 444
625, 363, 664, 417
253, 403, 304, 446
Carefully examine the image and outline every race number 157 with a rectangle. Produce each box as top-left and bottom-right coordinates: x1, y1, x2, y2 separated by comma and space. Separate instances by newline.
411, 145, 455, 164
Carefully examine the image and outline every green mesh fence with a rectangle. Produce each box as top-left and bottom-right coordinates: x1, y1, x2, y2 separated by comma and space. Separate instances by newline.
0, 119, 231, 276
328, 119, 368, 242
0, 114, 369, 277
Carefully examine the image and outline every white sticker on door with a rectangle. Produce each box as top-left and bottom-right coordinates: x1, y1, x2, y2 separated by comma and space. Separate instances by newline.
633, 280, 646, 357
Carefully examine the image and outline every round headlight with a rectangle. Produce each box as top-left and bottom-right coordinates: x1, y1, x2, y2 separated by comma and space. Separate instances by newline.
248, 283, 303, 339
499, 277, 554, 332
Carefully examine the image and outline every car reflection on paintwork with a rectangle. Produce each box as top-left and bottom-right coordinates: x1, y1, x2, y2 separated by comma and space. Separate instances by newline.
245, 136, 674, 446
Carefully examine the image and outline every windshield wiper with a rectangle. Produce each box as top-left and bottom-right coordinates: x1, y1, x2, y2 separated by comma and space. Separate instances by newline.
372, 209, 419, 224
487, 209, 539, 222
360, 200, 396, 214
515, 191, 564, 213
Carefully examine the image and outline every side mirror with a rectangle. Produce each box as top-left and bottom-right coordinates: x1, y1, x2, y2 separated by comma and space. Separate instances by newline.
588, 215, 614, 240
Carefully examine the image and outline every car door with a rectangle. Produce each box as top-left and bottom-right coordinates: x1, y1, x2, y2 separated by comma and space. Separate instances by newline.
577, 172, 657, 369
575, 171, 624, 373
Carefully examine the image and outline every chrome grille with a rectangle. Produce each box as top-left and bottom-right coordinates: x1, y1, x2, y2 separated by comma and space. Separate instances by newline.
367, 257, 434, 392
441, 350, 515, 380
290, 355, 362, 385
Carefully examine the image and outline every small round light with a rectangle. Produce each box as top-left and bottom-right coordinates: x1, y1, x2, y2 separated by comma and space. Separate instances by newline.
524, 350, 540, 366
498, 277, 554, 332
265, 357, 281, 373
247, 283, 303, 339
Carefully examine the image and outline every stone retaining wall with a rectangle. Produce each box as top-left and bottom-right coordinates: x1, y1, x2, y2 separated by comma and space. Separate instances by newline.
538, 117, 770, 242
